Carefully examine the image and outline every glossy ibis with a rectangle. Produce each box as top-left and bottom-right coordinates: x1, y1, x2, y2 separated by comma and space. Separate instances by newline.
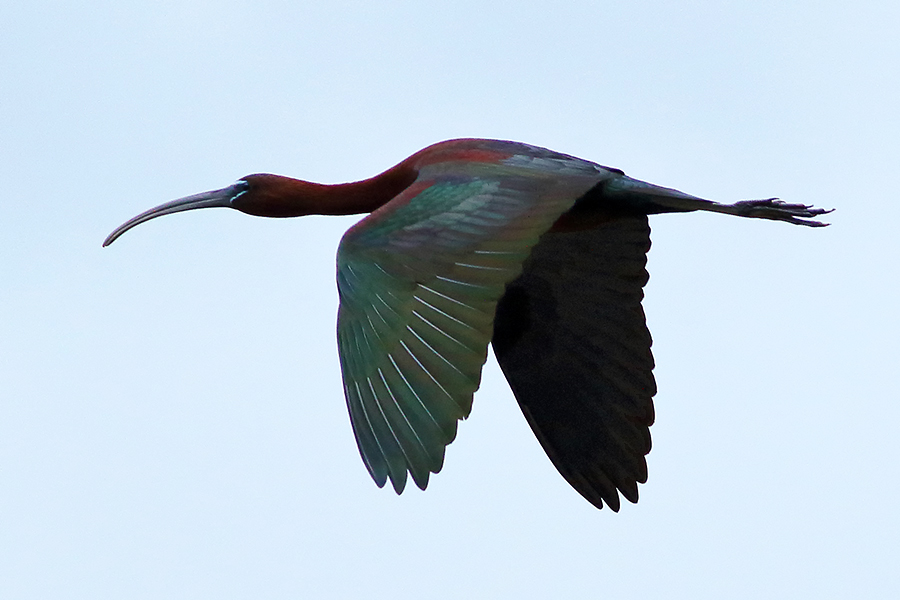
104, 138, 830, 510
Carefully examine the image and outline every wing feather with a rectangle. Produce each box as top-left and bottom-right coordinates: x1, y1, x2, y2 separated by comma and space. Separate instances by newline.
336, 141, 613, 492
492, 216, 656, 511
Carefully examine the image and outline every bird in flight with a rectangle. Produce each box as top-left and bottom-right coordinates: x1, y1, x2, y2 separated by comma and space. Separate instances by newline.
104, 138, 830, 510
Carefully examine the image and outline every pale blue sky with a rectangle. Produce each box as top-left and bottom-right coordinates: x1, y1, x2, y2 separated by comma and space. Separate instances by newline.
2, 1, 898, 598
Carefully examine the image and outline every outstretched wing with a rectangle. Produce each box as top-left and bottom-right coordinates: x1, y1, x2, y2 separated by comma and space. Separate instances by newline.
492, 216, 656, 511
336, 141, 612, 493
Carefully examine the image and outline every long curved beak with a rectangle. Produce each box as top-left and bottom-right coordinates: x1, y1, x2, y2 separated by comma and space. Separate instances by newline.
102, 182, 247, 247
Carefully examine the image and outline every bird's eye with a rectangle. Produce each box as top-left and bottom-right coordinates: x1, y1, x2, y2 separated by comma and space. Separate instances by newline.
232, 179, 251, 201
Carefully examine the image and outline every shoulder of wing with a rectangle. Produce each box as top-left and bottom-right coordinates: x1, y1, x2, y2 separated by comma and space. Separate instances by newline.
411, 138, 623, 180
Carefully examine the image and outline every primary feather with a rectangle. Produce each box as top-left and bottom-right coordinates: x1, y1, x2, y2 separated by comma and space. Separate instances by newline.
336, 139, 619, 494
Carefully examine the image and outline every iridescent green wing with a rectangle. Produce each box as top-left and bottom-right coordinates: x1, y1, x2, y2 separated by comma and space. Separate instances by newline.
336, 154, 607, 493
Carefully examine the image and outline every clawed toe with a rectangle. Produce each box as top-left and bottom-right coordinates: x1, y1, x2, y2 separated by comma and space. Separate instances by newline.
732, 198, 833, 227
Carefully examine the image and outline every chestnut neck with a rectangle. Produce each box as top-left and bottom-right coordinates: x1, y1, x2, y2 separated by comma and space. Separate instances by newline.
237, 159, 418, 218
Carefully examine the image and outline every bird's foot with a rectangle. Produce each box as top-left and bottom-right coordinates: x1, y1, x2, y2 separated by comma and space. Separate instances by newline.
730, 198, 833, 227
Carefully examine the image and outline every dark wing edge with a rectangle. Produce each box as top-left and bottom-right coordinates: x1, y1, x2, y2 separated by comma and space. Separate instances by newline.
492, 216, 656, 511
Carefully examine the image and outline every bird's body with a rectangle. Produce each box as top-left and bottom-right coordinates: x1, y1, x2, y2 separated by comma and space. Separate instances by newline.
105, 138, 830, 510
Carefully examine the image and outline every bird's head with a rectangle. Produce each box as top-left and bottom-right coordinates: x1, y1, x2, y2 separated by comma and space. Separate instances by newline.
104, 159, 417, 247
102, 174, 322, 247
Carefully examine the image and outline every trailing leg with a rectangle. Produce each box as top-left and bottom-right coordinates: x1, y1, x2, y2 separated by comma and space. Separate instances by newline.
601, 175, 832, 227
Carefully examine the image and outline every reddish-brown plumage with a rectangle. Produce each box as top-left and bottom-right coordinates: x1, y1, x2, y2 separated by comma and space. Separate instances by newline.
408, 140, 515, 168
232, 139, 519, 220
235, 159, 419, 218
